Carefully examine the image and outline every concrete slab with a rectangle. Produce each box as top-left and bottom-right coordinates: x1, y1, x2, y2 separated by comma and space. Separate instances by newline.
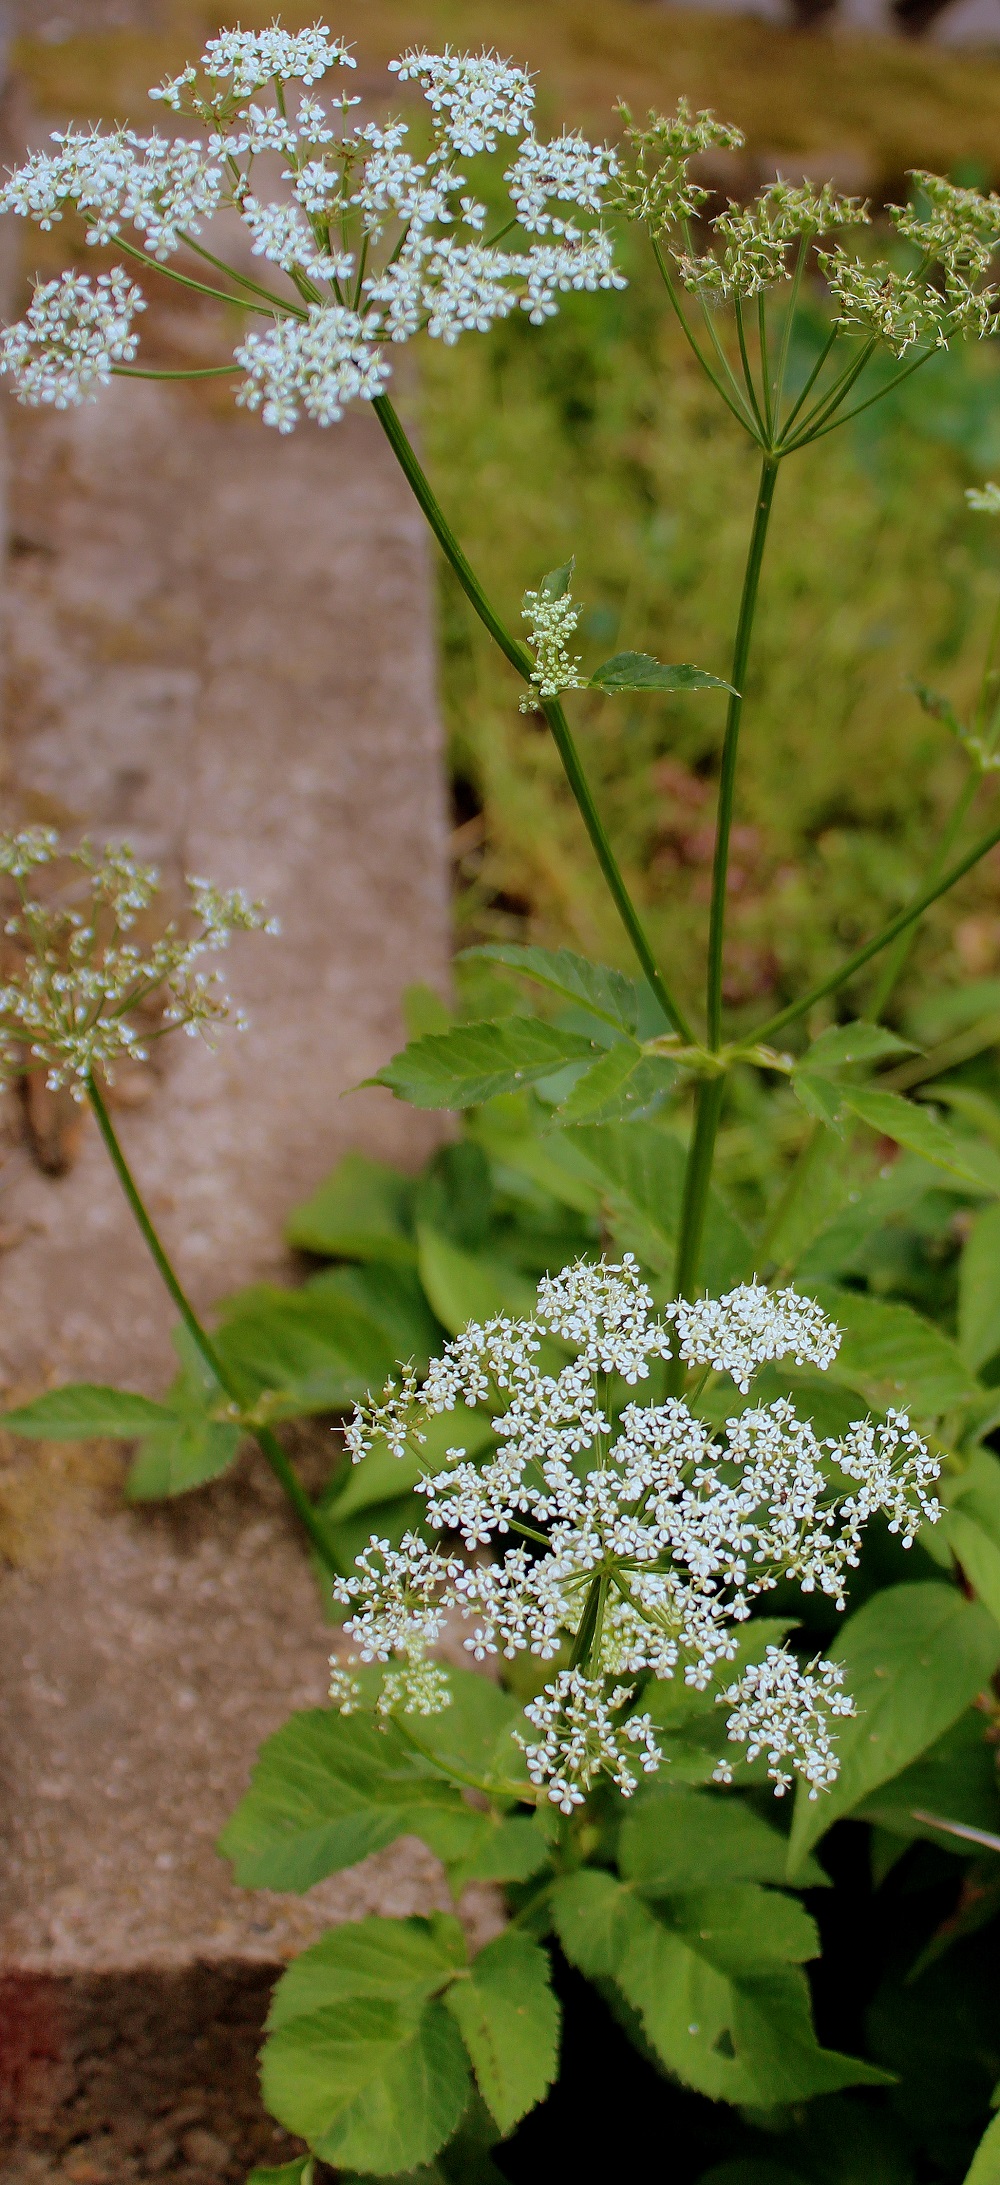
0, 370, 450, 1393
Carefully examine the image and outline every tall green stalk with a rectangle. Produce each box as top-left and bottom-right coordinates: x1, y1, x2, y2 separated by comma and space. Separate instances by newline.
86, 1075, 342, 1580
371, 394, 693, 1044
669, 456, 779, 1305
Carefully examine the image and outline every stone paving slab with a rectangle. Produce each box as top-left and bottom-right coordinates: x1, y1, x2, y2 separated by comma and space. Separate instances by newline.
0, 371, 449, 1392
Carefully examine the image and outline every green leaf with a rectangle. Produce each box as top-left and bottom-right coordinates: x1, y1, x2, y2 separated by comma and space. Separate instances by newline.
459, 945, 640, 1035
416, 1225, 536, 1337
446, 1815, 551, 1889
797, 1024, 917, 1076
589, 651, 735, 695
309, 1263, 444, 1379
807, 1283, 981, 1415
267, 1913, 466, 2031
793, 1072, 848, 1131
385, 1665, 530, 1793
247, 2163, 314, 2185
856, 1708, 1000, 1852
285, 1154, 417, 1265
125, 1414, 243, 1499
943, 1507, 1000, 1627
213, 1289, 397, 1418
444, 1931, 560, 2136
538, 558, 574, 602
553, 1044, 673, 1125
839, 1086, 1000, 1195
218, 1710, 477, 1891
552, 1870, 883, 2104
787, 1582, 1000, 1870
372, 1021, 599, 1110
4, 1384, 175, 1438
665, 1884, 819, 1975
620, 1785, 823, 1895
797, 1152, 952, 1283
960, 1203, 1000, 1371
572, 1120, 753, 1294
262, 1993, 471, 2175
963, 2111, 1000, 2183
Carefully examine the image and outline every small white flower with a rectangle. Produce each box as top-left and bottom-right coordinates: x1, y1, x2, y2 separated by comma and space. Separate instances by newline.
967, 481, 1000, 515
235, 304, 389, 430
505, 132, 618, 236
1, 268, 145, 409
334, 1259, 940, 1811
389, 46, 535, 158
520, 577, 588, 704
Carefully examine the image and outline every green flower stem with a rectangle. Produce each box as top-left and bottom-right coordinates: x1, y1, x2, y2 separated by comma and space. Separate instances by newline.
371, 392, 694, 1042
649, 240, 758, 438
113, 231, 289, 317
85, 1074, 342, 1580
866, 771, 980, 1021
795, 343, 933, 449
668, 454, 779, 1313
752, 804, 1000, 1044
707, 453, 780, 1049
568, 1572, 608, 1672
113, 365, 239, 381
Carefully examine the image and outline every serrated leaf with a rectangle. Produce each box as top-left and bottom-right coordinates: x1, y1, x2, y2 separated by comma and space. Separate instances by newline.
620, 1785, 825, 1895
553, 1043, 668, 1125
964, 2113, 1000, 2184
262, 1993, 471, 2175
807, 1283, 980, 1415
797, 1024, 917, 1076
218, 1709, 476, 1891
213, 1288, 397, 1418
459, 945, 640, 1035
444, 1931, 560, 2135
4, 1384, 175, 1438
446, 1814, 551, 1889
944, 1508, 1000, 1627
125, 1414, 243, 1499
572, 1120, 753, 1294
538, 558, 574, 602
416, 1225, 535, 1337
285, 1153, 417, 1264
960, 1203, 1000, 1371
372, 1021, 599, 1110
787, 1582, 1000, 1870
267, 1913, 466, 2032
589, 651, 735, 695
552, 1870, 882, 2104
840, 1086, 1000, 1195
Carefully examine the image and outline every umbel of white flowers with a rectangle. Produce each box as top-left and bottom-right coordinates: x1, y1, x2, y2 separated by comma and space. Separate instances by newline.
0, 827, 275, 1093
332, 1258, 941, 1814
0, 26, 622, 426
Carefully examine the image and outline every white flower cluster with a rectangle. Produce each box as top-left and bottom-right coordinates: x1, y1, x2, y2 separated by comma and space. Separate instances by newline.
0, 829, 275, 1094
678, 182, 867, 304
520, 580, 588, 707
0, 25, 622, 420
333, 1257, 941, 1811
0, 128, 223, 257
968, 481, 1000, 515
235, 305, 389, 429
717, 1645, 854, 1799
0, 270, 144, 410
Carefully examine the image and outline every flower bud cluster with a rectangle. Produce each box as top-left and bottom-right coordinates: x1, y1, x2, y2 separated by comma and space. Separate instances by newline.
613, 98, 744, 234
0, 830, 275, 1094
0, 24, 622, 421
332, 1257, 941, 1811
520, 582, 588, 706
678, 182, 867, 303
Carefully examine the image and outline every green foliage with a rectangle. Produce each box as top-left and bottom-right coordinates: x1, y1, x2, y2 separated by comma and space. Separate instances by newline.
964, 2113, 1000, 2184
588, 653, 735, 695
285, 1153, 418, 1265
371, 1019, 600, 1108
443, 1930, 560, 2134
788, 1583, 1000, 1870
4, 1384, 173, 1437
